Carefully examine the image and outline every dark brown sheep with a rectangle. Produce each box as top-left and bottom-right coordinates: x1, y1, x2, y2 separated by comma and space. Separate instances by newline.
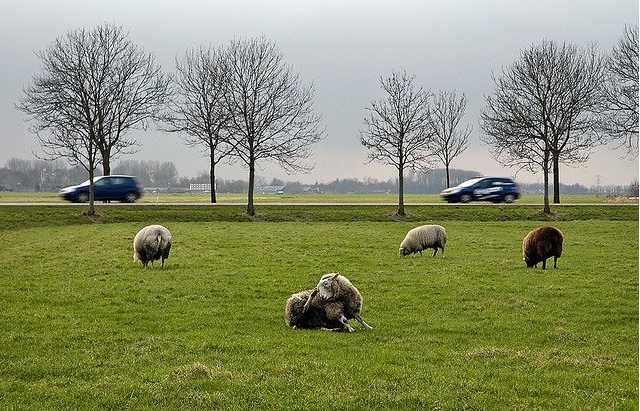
522, 226, 564, 269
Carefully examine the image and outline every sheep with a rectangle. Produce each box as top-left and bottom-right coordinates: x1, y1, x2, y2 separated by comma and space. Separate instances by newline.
285, 273, 373, 332
133, 224, 172, 268
284, 289, 345, 331
522, 226, 563, 269
399, 224, 447, 257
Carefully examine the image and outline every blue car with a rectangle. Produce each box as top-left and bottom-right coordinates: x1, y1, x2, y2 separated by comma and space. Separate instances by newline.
440, 177, 521, 203
60, 175, 144, 203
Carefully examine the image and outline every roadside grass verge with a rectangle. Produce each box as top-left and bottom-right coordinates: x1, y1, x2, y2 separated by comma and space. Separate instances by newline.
0, 203, 637, 232
0, 211, 637, 409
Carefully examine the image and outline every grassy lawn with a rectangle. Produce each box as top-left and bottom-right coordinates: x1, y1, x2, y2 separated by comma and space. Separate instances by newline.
0, 206, 637, 409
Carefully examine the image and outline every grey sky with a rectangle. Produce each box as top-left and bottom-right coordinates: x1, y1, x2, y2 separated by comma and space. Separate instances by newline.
1, 0, 638, 186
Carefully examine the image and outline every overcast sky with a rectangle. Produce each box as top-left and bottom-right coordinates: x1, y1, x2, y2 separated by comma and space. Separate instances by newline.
1, 0, 638, 186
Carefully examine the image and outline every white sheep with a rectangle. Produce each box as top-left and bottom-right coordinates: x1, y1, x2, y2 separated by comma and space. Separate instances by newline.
285, 273, 373, 332
399, 224, 447, 257
133, 225, 172, 268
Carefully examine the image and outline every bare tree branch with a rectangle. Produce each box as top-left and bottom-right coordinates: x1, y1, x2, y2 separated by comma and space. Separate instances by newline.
600, 24, 639, 158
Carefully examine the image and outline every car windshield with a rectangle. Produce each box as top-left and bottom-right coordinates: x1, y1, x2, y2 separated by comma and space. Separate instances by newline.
77, 177, 104, 187
458, 178, 484, 188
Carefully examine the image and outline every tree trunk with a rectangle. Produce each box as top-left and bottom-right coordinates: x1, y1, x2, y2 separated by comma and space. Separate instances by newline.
88, 168, 96, 216
101, 150, 111, 176
209, 154, 217, 204
542, 150, 551, 214
247, 157, 255, 216
552, 155, 560, 204
445, 164, 451, 188
397, 167, 405, 216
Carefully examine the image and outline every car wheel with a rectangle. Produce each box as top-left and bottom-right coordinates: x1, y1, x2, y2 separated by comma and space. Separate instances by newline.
503, 194, 515, 203
76, 193, 89, 203
460, 194, 472, 203
123, 193, 137, 203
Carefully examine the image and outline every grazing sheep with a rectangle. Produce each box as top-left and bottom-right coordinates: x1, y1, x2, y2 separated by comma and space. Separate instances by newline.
133, 225, 172, 268
522, 226, 563, 269
285, 273, 373, 332
399, 224, 447, 257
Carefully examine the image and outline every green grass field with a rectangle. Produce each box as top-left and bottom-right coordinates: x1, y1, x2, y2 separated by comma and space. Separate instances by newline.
0, 205, 637, 410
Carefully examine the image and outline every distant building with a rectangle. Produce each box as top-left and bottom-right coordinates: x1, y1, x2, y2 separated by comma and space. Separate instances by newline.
190, 183, 211, 192
258, 185, 285, 195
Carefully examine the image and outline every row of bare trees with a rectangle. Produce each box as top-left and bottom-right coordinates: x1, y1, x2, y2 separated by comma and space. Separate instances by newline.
481, 30, 638, 214
18, 25, 323, 215
163, 39, 323, 213
17, 24, 637, 216
361, 26, 638, 215
360, 71, 472, 215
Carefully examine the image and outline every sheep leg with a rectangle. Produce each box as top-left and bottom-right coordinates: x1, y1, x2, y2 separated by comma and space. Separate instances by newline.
302, 288, 318, 313
553, 256, 558, 269
541, 258, 547, 270
339, 316, 356, 333
354, 314, 373, 330
432, 248, 437, 257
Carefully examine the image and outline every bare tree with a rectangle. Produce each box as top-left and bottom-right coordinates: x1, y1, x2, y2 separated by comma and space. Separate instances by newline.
481, 40, 605, 212
601, 24, 639, 158
163, 46, 233, 203
428, 90, 471, 188
223, 36, 324, 216
360, 71, 434, 216
547, 42, 606, 203
17, 24, 169, 214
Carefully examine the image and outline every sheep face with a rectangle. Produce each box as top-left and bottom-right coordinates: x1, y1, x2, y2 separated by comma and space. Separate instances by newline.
316, 273, 341, 301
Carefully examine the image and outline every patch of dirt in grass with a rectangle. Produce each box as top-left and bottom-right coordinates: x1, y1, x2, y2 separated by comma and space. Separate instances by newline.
387, 212, 415, 221
534, 210, 566, 221
82, 211, 107, 223
604, 196, 639, 203
172, 362, 232, 382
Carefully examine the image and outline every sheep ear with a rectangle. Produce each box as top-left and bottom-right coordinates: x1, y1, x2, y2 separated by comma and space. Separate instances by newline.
331, 273, 339, 280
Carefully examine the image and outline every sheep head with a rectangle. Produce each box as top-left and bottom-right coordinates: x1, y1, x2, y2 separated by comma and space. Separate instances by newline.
316, 273, 341, 301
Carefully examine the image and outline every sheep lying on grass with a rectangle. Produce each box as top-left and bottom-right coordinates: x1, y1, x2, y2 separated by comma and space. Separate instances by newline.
522, 226, 563, 269
285, 273, 373, 332
399, 224, 447, 257
133, 225, 172, 268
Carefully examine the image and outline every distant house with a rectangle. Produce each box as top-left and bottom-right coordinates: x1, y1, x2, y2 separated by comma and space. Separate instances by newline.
258, 185, 285, 195
190, 183, 211, 192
